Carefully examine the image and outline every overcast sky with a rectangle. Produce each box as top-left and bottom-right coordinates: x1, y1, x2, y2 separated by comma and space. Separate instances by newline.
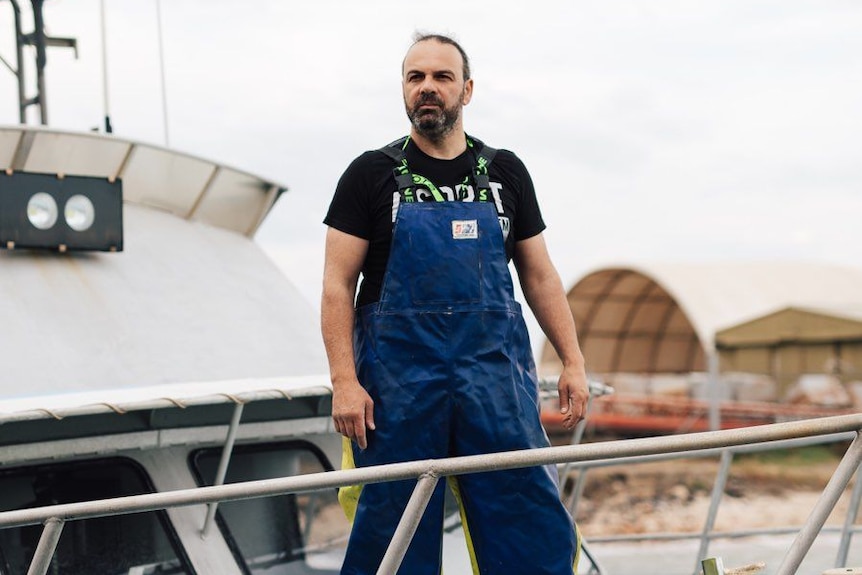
2, 0, 861, 321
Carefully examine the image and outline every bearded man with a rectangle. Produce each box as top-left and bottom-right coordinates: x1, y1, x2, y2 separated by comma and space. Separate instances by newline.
321, 32, 588, 575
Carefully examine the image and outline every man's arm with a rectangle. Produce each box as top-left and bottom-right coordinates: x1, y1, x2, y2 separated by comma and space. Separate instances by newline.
321, 227, 375, 449
513, 233, 589, 429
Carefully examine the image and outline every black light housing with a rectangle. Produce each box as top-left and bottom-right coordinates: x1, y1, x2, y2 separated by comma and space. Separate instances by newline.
0, 171, 123, 252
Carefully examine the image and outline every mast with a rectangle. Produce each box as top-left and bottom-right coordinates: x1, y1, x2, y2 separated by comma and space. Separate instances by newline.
3, 0, 78, 125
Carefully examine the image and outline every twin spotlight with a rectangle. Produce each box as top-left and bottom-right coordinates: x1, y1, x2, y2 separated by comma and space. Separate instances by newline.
0, 171, 123, 252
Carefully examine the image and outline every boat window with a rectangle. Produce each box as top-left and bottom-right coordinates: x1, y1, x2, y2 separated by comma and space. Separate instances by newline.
191, 442, 348, 575
0, 457, 193, 574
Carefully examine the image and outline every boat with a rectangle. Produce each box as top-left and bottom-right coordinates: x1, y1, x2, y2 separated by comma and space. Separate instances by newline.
0, 118, 356, 573
1, 4, 354, 571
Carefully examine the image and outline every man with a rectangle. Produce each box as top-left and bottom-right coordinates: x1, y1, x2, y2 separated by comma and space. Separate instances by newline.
321, 33, 588, 574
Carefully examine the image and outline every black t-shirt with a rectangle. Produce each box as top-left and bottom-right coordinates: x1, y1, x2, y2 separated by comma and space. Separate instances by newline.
324, 137, 546, 307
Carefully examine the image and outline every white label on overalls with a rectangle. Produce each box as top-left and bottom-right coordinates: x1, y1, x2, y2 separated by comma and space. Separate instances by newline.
452, 220, 478, 239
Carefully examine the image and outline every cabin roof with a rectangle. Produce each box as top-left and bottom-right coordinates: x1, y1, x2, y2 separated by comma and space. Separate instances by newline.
1, 202, 327, 396
0, 126, 331, 453
0, 125, 286, 237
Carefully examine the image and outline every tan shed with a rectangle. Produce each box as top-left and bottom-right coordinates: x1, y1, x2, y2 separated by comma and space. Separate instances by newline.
716, 305, 862, 390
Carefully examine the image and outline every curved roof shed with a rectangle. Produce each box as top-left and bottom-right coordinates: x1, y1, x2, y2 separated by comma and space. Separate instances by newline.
540, 262, 862, 376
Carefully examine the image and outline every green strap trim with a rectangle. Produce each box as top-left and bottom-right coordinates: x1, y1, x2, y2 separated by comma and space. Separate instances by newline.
410, 173, 446, 202
385, 135, 496, 202
396, 137, 410, 175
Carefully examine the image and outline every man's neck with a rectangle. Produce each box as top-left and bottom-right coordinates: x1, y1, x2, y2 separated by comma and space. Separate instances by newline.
410, 127, 468, 160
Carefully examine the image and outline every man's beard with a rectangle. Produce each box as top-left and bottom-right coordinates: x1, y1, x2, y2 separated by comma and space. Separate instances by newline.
405, 92, 462, 142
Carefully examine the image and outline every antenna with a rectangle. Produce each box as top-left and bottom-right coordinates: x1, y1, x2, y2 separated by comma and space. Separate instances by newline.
99, 0, 112, 133
155, 0, 170, 147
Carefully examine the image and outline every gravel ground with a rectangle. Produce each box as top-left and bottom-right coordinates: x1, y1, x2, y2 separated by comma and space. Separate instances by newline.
570, 455, 855, 537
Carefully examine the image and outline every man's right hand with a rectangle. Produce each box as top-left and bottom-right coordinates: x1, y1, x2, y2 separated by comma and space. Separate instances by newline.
321, 227, 374, 449
332, 381, 376, 450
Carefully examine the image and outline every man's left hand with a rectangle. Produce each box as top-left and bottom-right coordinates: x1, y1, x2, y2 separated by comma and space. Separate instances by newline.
558, 363, 589, 430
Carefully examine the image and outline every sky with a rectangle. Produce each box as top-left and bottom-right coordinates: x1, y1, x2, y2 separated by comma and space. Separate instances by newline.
2, 0, 861, 331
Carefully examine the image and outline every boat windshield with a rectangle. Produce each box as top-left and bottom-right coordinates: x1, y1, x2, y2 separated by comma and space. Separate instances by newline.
191, 441, 348, 575
0, 457, 192, 574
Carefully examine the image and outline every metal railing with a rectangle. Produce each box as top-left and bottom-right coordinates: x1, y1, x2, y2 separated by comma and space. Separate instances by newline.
538, 379, 862, 575
562, 430, 862, 575
1, 414, 861, 575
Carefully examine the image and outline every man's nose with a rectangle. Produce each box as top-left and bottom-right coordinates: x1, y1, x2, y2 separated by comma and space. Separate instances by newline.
419, 77, 438, 94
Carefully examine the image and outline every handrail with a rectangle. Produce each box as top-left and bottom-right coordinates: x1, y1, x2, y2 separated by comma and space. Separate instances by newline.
1, 413, 861, 575
559, 430, 860, 575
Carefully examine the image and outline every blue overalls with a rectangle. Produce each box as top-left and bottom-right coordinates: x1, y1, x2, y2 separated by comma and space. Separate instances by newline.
339, 199, 579, 574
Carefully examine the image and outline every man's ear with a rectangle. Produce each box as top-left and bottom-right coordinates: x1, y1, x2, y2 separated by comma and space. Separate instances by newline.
462, 78, 474, 105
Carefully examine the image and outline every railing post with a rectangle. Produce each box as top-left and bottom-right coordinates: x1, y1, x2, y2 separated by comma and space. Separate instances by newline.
26, 517, 64, 575
560, 393, 594, 489
559, 380, 611, 516
562, 391, 596, 515
694, 449, 734, 575
835, 460, 862, 567
776, 430, 862, 575
707, 350, 722, 431
377, 473, 439, 575
567, 467, 590, 518
201, 402, 244, 537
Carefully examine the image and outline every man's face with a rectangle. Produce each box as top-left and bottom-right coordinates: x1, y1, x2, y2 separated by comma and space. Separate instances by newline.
402, 40, 473, 141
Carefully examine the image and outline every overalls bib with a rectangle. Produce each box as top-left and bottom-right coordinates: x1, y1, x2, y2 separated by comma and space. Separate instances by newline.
340, 198, 578, 574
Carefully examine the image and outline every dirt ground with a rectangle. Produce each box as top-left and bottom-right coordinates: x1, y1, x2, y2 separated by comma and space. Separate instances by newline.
559, 443, 858, 537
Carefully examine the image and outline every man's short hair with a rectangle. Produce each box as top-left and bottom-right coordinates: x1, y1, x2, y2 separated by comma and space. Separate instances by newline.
410, 32, 471, 81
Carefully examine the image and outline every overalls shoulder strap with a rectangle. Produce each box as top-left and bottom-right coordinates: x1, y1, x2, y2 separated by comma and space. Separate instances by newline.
378, 135, 498, 197
465, 136, 498, 192
378, 136, 414, 192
